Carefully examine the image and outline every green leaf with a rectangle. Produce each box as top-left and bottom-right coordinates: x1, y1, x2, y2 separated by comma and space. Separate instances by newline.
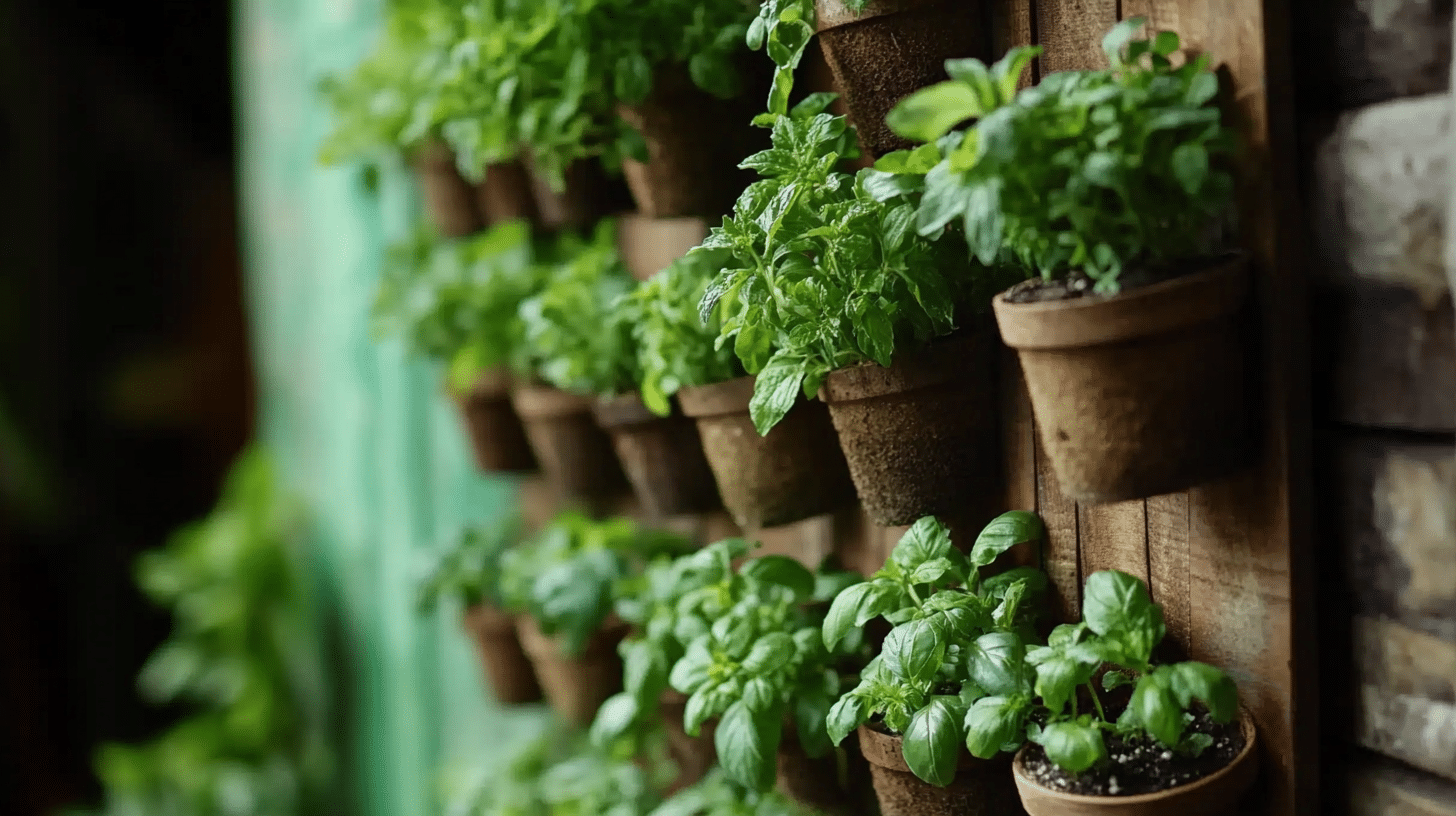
749, 353, 807, 435
887, 81, 983, 143
614, 53, 653, 104
823, 581, 899, 649
890, 517, 955, 572
970, 511, 1046, 569
965, 632, 1027, 696
1102, 670, 1134, 692
589, 692, 640, 749
742, 632, 797, 673
1036, 721, 1106, 773
792, 92, 839, 119
826, 694, 869, 745
1034, 656, 1092, 714
1171, 143, 1209, 195
889, 617, 949, 685
902, 698, 964, 786
963, 696, 1026, 759
1101, 17, 1146, 65
794, 689, 835, 758
858, 303, 895, 368
1130, 673, 1184, 747
1082, 570, 1156, 639
716, 700, 782, 792
1167, 662, 1238, 723
741, 555, 816, 599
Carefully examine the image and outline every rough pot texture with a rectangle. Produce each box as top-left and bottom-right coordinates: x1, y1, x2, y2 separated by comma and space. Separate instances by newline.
524, 156, 632, 232
514, 616, 628, 727
815, 0, 994, 159
475, 160, 539, 227
617, 70, 760, 218
1012, 710, 1259, 816
511, 384, 629, 500
821, 328, 1003, 526
858, 725, 1022, 816
592, 392, 721, 518
659, 690, 717, 791
412, 140, 484, 238
450, 369, 537, 473
677, 376, 856, 530
460, 604, 542, 705
992, 256, 1256, 504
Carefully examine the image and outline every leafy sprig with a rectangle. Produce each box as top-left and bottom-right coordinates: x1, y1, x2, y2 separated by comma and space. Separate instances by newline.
416, 514, 523, 612
648, 768, 820, 816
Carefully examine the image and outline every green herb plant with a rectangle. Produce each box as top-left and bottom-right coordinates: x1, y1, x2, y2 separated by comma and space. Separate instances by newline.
886, 19, 1236, 294
517, 219, 639, 397
663, 540, 864, 791
821, 513, 1047, 787
452, 726, 669, 816
963, 569, 1239, 775
618, 249, 745, 417
417, 514, 523, 613
649, 768, 820, 816
500, 511, 694, 656
695, 94, 1006, 434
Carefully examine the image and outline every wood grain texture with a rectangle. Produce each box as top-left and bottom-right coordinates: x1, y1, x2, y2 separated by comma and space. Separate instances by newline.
1354, 617, 1456, 782
1035, 432, 1081, 625
1077, 500, 1150, 585
1146, 493, 1191, 660
1350, 752, 1456, 816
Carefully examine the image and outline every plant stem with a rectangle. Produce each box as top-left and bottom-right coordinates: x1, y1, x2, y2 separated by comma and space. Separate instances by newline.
906, 583, 924, 609
1086, 680, 1108, 723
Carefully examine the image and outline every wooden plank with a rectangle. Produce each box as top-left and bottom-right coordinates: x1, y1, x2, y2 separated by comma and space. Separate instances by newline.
1294, 0, 1453, 111
1355, 617, 1456, 782
1035, 431, 1081, 625
1032, 0, 1117, 74
1145, 493, 1191, 660
1077, 500, 1149, 588
1001, 346, 1037, 515
1350, 752, 1456, 816
991, 0, 1038, 79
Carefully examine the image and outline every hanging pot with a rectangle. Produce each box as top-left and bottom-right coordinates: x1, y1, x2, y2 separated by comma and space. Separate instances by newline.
475, 160, 539, 227
617, 70, 759, 218
510, 384, 629, 500
523, 156, 633, 232
1012, 710, 1259, 815
820, 328, 1002, 526
412, 140, 484, 238
814, 0, 994, 159
858, 724, 1021, 816
992, 255, 1255, 504
449, 369, 537, 474
615, 214, 708, 282
460, 604, 542, 705
514, 616, 628, 727
659, 690, 718, 791
592, 392, 721, 518
677, 376, 856, 531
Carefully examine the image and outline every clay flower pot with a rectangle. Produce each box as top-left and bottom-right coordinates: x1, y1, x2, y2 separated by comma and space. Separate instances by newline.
617, 70, 758, 218
449, 369, 537, 474
475, 160, 539, 227
820, 329, 1002, 526
615, 214, 708, 282
1012, 711, 1259, 815
815, 0, 994, 159
858, 724, 1020, 816
592, 392, 721, 518
514, 616, 628, 727
677, 376, 856, 530
412, 140, 484, 238
992, 256, 1255, 504
524, 156, 632, 232
659, 690, 718, 790
510, 384, 629, 500
460, 604, 542, 705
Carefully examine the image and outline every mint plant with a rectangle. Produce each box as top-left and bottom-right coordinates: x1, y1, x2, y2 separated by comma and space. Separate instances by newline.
658, 541, 863, 791
517, 220, 639, 396
500, 512, 694, 656
963, 570, 1239, 775
746, 0, 816, 118
695, 95, 1008, 434
453, 727, 668, 816
416, 514, 523, 613
822, 513, 1047, 787
649, 768, 819, 816
618, 249, 745, 417
886, 19, 1236, 294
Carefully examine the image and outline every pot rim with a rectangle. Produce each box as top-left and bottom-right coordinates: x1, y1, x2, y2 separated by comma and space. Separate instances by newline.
1011, 707, 1259, 806
992, 253, 1250, 351
815, 0, 944, 31
592, 391, 675, 428
510, 383, 597, 419
857, 722, 992, 773
819, 329, 983, 404
677, 375, 757, 419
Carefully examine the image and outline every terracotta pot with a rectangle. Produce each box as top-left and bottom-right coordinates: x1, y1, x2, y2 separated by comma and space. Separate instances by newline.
618, 70, 759, 218
460, 604, 542, 704
820, 329, 1002, 526
412, 140, 484, 238
677, 376, 856, 530
510, 384, 629, 500
1012, 710, 1259, 815
659, 690, 718, 789
615, 214, 708, 281
992, 256, 1255, 504
514, 616, 627, 727
475, 160, 539, 227
592, 393, 721, 518
776, 728, 866, 816
815, 0, 994, 159
858, 724, 1022, 816
449, 369, 537, 473
523, 156, 632, 232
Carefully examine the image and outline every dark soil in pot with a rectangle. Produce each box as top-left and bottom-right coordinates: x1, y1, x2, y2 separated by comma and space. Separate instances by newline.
820, 328, 1003, 526
815, 0, 994, 159
858, 723, 1022, 816
659, 690, 717, 791
461, 604, 542, 705
511, 384, 629, 500
475, 160, 539, 227
412, 140, 485, 238
677, 376, 856, 531
617, 69, 765, 218
514, 616, 628, 727
592, 393, 721, 518
450, 369, 537, 473
992, 255, 1256, 504
1019, 711, 1243, 797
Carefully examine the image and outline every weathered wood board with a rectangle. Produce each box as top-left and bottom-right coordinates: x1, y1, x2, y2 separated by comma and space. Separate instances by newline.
1354, 616, 1456, 782
1350, 752, 1456, 816
1295, 0, 1453, 110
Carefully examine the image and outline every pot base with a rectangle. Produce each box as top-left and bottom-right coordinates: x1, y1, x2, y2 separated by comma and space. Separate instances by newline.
514, 617, 627, 728
461, 605, 542, 705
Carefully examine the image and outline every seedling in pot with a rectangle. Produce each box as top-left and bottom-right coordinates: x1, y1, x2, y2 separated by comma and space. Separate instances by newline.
417, 514, 522, 613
